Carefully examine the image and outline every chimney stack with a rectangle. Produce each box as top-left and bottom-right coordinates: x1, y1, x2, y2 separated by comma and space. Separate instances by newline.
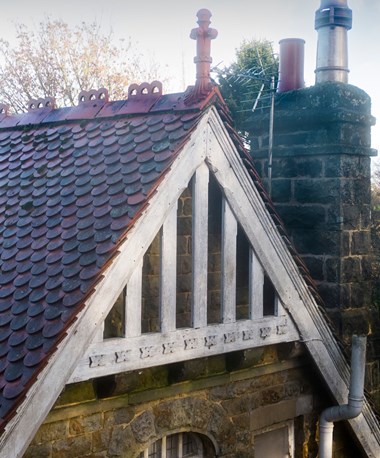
315, 0, 352, 83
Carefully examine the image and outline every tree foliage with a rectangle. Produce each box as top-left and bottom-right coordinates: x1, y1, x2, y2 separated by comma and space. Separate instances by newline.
214, 39, 278, 135
0, 19, 164, 112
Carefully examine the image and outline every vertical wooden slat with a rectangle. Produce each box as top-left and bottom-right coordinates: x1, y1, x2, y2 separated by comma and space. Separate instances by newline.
192, 162, 209, 328
178, 433, 183, 458
125, 259, 143, 337
161, 435, 167, 458
249, 248, 264, 319
274, 294, 280, 317
93, 322, 104, 342
221, 198, 237, 323
160, 204, 177, 333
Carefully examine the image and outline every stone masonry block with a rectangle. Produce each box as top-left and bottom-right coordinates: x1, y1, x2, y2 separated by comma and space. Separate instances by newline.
177, 235, 190, 255
292, 230, 341, 256
259, 384, 285, 405
104, 406, 135, 428
276, 204, 326, 230
52, 434, 92, 458
296, 158, 323, 178
270, 179, 291, 203
177, 273, 192, 293
341, 257, 361, 282
32, 421, 69, 445
68, 413, 103, 437
350, 281, 373, 309
178, 255, 192, 275
294, 179, 338, 204
182, 197, 192, 217
153, 397, 194, 432
108, 425, 137, 457
92, 429, 112, 453
24, 443, 52, 458
342, 205, 361, 230
271, 157, 297, 178
324, 257, 340, 283
131, 410, 156, 443
341, 308, 370, 341
302, 256, 324, 281
316, 283, 341, 309
177, 216, 192, 235
352, 231, 371, 255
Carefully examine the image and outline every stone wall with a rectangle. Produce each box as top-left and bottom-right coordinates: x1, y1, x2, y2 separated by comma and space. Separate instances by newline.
24, 343, 359, 457
248, 82, 380, 406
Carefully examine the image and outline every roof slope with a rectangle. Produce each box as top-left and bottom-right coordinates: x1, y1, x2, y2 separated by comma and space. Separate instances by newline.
0, 85, 214, 432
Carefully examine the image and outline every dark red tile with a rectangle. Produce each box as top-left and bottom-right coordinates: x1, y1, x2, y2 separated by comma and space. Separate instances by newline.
23, 349, 46, 368
42, 319, 64, 339
8, 331, 27, 348
2, 381, 25, 401
11, 301, 29, 317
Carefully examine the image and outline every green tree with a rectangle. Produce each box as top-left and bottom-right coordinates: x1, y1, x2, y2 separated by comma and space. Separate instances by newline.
0, 19, 166, 112
214, 39, 278, 136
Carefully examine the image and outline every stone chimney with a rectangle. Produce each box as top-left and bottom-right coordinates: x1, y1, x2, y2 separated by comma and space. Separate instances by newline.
246, 2, 377, 353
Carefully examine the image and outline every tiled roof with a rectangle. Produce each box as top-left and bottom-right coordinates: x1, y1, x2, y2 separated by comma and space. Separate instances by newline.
0, 82, 326, 434
0, 85, 213, 431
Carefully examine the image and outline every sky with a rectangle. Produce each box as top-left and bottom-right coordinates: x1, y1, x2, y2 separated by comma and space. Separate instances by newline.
1, 0, 380, 158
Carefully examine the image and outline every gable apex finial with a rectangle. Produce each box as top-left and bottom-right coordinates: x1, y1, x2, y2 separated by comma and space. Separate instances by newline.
185, 9, 218, 105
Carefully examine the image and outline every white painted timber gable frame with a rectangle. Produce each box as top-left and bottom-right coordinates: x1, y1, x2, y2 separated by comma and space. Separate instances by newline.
1, 108, 380, 457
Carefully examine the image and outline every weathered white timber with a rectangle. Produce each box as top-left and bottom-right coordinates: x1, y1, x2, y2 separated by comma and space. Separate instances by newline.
249, 248, 264, 319
192, 162, 209, 328
125, 259, 143, 337
221, 198, 237, 323
93, 323, 105, 342
70, 315, 297, 382
0, 118, 209, 458
160, 203, 178, 333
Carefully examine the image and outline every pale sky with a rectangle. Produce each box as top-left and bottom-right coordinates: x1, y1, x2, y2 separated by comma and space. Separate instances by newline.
1, 0, 380, 157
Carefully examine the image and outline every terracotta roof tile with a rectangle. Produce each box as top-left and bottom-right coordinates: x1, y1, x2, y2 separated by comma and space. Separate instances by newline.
0, 88, 206, 428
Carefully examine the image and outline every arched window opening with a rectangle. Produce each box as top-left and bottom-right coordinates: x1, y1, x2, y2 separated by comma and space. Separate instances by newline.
138, 431, 215, 458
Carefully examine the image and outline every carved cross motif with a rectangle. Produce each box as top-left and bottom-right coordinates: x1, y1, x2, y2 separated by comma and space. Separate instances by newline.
162, 342, 175, 354
260, 327, 272, 339
277, 324, 288, 335
140, 346, 155, 359
224, 332, 237, 344
185, 9, 218, 104
184, 338, 198, 350
205, 335, 217, 349
115, 350, 131, 363
243, 329, 255, 341
89, 354, 106, 368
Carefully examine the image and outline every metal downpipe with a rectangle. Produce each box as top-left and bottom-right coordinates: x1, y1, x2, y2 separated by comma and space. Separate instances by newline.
319, 335, 366, 458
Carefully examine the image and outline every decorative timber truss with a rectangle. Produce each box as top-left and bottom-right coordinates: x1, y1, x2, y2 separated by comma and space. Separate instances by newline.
71, 153, 298, 383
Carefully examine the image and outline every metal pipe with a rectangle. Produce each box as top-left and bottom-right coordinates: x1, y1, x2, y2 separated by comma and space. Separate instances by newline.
319, 335, 366, 458
315, 0, 352, 83
267, 76, 275, 198
277, 38, 305, 93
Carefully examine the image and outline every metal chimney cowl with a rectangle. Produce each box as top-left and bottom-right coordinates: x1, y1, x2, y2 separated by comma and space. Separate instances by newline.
315, 0, 352, 84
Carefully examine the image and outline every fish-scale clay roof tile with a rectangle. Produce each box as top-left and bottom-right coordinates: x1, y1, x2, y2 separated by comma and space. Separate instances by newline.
0, 87, 210, 429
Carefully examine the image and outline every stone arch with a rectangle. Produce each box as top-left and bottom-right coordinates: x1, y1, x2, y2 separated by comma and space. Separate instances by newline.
108, 396, 236, 457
